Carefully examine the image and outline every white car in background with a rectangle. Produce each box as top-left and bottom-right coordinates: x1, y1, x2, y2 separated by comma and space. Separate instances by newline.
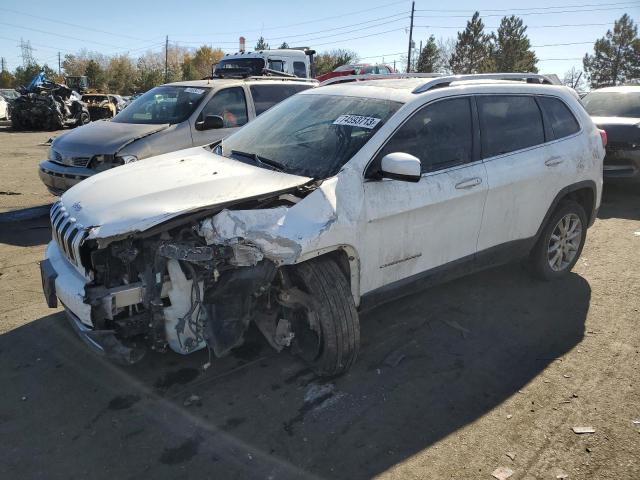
40, 73, 604, 376
0, 95, 8, 120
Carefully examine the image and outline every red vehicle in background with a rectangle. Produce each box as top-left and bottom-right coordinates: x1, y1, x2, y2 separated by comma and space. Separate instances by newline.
316, 63, 395, 83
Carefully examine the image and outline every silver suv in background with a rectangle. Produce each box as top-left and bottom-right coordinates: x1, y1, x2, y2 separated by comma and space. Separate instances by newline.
38, 77, 317, 194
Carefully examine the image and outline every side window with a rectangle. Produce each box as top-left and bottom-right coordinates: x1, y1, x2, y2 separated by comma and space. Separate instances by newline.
268, 59, 284, 72
377, 97, 473, 174
293, 61, 307, 78
201, 87, 248, 128
477, 95, 544, 158
538, 96, 580, 139
250, 84, 312, 116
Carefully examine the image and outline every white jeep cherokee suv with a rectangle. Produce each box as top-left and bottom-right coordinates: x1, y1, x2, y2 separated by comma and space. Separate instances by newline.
40, 74, 605, 376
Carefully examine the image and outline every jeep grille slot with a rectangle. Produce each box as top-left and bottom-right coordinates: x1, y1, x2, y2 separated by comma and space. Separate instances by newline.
50, 201, 89, 274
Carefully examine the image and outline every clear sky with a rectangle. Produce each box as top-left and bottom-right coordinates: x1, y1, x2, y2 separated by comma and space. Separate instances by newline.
0, 0, 638, 79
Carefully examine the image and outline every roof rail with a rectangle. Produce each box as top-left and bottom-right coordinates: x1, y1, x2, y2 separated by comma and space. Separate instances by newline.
412, 73, 560, 94
319, 72, 441, 86
245, 76, 318, 83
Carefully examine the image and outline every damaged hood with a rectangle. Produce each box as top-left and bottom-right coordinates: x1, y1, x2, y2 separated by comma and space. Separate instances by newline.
60, 146, 312, 239
52, 120, 170, 157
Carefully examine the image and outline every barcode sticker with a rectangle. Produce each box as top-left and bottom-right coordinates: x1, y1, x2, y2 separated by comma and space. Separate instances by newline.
333, 114, 381, 129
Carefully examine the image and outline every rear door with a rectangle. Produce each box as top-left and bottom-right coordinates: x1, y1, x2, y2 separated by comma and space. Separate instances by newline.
360, 96, 488, 293
191, 86, 249, 146
476, 94, 555, 252
248, 84, 314, 117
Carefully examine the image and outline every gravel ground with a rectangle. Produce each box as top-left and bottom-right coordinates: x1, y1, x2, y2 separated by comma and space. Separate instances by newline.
0, 126, 638, 479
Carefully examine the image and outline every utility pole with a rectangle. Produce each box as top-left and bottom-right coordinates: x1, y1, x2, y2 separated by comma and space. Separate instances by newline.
0, 57, 5, 72
406, 1, 415, 73
417, 40, 422, 72
164, 35, 169, 82
58, 51, 61, 75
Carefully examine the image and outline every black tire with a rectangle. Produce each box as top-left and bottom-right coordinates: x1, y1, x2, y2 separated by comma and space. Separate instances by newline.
284, 258, 360, 376
529, 199, 587, 281
77, 111, 90, 126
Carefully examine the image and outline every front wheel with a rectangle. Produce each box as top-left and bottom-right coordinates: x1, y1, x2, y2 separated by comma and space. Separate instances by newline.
280, 258, 360, 376
529, 200, 587, 280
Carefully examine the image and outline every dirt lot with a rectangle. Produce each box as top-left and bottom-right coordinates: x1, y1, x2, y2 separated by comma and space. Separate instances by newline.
0, 125, 639, 479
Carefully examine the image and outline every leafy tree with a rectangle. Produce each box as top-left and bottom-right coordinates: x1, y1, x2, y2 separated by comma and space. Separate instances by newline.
449, 12, 492, 74
136, 52, 164, 92
314, 49, 359, 76
255, 36, 269, 50
85, 59, 105, 90
279, 42, 289, 49
184, 45, 225, 79
107, 55, 136, 94
13, 63, 57, 87
416, 36, 440, 73
0, 70, 15, 88
583, 14, 640, 88
491, 15, 537, 73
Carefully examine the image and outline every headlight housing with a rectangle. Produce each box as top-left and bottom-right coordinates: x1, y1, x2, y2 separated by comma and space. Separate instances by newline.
114, 155, 138, 165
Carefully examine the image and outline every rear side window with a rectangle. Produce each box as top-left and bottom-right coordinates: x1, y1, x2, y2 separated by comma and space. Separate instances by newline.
477, 95, 544, 158
378, 97, 473, 173
538, 96, 580, 139
250, 84, 313, 116
293, 61, 307, 78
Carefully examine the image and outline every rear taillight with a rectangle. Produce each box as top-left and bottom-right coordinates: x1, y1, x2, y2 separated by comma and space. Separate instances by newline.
599, 129, 608, 147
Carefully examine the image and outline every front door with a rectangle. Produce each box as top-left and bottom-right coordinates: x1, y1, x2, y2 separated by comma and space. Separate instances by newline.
191, 87, 249, 146
360, 97, 488, 294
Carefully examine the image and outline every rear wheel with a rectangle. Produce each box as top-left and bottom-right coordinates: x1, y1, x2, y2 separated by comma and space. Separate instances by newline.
280, 258, 360, 376
529, 200, 587, 280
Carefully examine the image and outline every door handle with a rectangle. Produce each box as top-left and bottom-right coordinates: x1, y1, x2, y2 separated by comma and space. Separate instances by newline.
545, 156, 564, 166
455, 177, 482, 189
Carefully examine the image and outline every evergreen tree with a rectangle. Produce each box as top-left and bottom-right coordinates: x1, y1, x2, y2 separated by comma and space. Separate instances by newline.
279, 42, 289, 49
255, 36, 269, 50
449, 12, 492, 74
492, 15, 537, 73
416, 36, 440, 73
84, 59, 105, 90
583, 14, 640, 88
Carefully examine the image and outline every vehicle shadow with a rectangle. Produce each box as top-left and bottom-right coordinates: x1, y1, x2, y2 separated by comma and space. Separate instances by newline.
0, 263, 590, 479
0, 216, 50, 247
598, 183, 640, 220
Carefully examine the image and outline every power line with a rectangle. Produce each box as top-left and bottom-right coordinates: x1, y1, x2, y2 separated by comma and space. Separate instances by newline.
414, 5, 638, 18
414, 1, 639, 12
0, 7, 148, 41
0, 22, 126, 49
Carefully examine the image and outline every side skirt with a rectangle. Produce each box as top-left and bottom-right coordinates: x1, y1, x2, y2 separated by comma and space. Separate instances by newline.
358, 237, 536, 313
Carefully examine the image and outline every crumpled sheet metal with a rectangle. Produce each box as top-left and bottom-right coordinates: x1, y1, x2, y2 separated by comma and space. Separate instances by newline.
200, 178, 339, 265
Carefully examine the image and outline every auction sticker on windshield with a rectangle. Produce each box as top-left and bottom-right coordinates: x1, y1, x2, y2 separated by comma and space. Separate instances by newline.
333, 114, 381, 129
184, 88, 206, 94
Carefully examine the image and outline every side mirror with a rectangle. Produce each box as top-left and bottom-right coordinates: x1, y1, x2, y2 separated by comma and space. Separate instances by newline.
196, 114, 224, 131
380, 152, 421, 182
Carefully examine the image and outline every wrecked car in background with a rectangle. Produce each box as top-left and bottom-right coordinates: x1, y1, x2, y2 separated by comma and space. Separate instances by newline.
38, 76, 317, 195
40, 74, 603, 376
11, 73, 90, 131
81, 93, 121, 120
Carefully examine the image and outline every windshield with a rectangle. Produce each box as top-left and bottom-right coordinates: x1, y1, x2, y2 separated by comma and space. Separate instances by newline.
220, 93, 402, 179
582, 91, 640, 118
112, 85, 210, 124
215, 58, 265, 76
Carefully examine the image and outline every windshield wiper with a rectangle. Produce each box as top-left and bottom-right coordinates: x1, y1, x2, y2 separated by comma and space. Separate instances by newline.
230, 150, 285, 172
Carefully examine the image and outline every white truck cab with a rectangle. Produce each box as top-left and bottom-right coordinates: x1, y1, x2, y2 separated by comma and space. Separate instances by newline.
214, 49, 314, 78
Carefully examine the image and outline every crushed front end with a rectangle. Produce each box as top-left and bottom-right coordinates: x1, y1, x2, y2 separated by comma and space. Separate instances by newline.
41, 191, 314, 365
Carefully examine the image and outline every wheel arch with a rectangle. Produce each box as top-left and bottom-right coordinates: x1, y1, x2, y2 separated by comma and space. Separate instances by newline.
295, 245, 361, 307
537, 180, 597, 239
